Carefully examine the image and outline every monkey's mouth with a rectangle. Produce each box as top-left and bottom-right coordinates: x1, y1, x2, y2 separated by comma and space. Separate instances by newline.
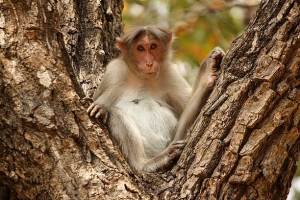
143, 71, 159, 79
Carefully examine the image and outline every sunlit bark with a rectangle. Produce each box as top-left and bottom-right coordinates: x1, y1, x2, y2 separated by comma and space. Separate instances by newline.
0, 0, 299, 199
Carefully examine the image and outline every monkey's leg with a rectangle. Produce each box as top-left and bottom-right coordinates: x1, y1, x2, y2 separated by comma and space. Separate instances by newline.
109, 107, 186, 172
142, 140, 186, 172
108, 107, 149, 172
173, 47, 224, 141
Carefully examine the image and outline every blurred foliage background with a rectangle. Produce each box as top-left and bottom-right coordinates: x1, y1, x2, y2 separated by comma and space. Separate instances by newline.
121, 0, 300, 199
122, 0, 259, 83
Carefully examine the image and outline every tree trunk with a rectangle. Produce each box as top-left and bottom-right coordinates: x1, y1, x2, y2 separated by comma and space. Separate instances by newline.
0, 0, 299, 199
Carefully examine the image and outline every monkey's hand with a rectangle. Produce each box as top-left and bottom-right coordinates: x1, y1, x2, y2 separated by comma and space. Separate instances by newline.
207, 47, 224, 89
86, 100, 108, 125
199, 47, 225, 90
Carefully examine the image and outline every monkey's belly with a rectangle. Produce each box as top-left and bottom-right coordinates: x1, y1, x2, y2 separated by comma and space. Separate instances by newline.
116, 98, 177, 158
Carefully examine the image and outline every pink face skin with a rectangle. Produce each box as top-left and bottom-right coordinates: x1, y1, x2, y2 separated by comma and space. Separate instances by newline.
117, 35, 167, 80
131, 35, 164, 80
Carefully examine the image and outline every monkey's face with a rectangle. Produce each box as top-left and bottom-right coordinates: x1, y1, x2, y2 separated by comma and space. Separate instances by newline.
131, 36, 164, 80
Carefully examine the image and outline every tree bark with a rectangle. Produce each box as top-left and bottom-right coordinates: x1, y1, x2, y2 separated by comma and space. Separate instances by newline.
0, 0, 299, 200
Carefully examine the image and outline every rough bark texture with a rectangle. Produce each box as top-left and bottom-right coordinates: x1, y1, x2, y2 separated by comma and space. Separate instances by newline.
0, 0, 299, 200
0, 0, 137, 199
166, 1, 300, 199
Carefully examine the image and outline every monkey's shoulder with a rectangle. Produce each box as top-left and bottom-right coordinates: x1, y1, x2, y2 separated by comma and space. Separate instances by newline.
98, 58, 128, 87
105, 58, 127, 73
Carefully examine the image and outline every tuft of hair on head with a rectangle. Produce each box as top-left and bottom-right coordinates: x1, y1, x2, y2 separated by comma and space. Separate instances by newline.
117, 25, 173, 51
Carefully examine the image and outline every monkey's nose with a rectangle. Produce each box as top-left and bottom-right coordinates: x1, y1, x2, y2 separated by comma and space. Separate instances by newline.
146, 63, 153, 68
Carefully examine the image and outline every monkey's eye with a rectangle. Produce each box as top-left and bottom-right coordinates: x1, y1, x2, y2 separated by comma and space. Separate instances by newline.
150, 43, 157, 50
137, 45, 145, 51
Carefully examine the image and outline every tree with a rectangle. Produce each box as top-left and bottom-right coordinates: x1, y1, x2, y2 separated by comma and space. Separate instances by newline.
0, 0, 299, 199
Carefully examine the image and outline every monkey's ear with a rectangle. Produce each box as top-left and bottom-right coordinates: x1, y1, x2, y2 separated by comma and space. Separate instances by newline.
116, 38, 126, 52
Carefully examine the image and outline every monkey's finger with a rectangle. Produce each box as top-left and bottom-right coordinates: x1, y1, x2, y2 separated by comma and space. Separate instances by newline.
210, 50, 224, 68
168, 141, 186, 154
173, 140, 187, 146
87, 103, 96, 114
168, 147, 184, 158
95, 109, 107, 121
172, 143, 186, 150
102, 112, 108, 124
90, 105, 100, 117
97, 109, 108, 124
95, 111, 102, 119
172, 144, 186, 150
212, 47, 225, 56
82, 97, 94, 103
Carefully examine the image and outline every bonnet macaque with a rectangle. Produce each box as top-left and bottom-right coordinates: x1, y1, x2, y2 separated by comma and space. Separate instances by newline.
87, 25, 224, 172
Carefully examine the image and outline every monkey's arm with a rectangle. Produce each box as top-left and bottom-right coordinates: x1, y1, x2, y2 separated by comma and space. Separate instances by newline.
173, 48, 224, 141
88, 59, 127, 123
173, 86, 211, 141
92, 59, 127, 103
164, 65, 191, 117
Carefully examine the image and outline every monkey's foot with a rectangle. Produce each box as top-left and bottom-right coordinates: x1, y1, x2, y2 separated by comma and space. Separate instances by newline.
167, 140, 186, 160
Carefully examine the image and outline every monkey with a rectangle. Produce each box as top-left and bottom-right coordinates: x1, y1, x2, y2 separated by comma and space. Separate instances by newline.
87, 25, 224, 172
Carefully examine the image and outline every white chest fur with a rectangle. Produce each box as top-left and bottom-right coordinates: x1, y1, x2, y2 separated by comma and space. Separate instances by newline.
115, 91, 177, 158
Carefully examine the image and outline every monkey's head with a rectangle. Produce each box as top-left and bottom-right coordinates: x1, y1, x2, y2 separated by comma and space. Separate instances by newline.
116, 26, 172, 80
